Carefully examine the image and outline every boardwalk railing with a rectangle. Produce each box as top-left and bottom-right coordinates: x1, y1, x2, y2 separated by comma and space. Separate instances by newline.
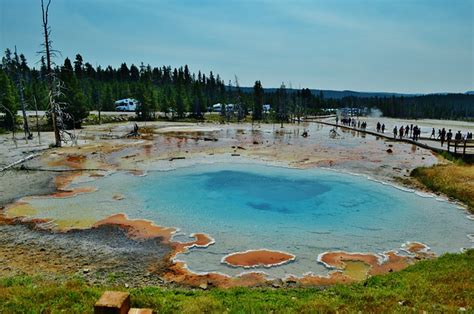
447, 139, 474, 157
304, 118, 474, 160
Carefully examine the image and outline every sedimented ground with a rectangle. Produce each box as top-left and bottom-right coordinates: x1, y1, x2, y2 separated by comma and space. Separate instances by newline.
0, 120, 456, 288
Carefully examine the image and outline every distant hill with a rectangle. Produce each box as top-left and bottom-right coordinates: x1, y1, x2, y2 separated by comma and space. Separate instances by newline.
234, 86, 420, 99
466, 91, 474, 95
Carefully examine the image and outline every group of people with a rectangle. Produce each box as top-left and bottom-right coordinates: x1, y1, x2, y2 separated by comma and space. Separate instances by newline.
392, 124, 422, 140
376, 122, 386, 133
336, 116, 367, 129
432, 128, 473, 147
336, 117, 472, 148
391, 125, 473, 146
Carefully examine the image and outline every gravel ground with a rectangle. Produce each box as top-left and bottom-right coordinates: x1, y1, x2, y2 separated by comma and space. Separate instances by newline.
0, 221, 172, 287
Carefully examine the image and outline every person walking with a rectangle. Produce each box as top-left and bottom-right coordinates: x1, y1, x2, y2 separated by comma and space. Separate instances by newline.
393, 126, 398, 139
440, 128, 446, 147
447, 129, 453, 143
399, 126, 404, 139
430, 128, 435, 139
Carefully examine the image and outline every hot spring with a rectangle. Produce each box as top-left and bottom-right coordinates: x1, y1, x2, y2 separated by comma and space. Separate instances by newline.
18, 162, 473, 278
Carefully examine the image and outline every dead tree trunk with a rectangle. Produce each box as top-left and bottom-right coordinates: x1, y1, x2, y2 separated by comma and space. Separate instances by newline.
41, 0, 61, 147
33, 96, 41, 144
15, 46, 32, 140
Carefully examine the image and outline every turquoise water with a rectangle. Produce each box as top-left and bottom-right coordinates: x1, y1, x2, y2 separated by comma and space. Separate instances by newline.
24, 163, 473, 278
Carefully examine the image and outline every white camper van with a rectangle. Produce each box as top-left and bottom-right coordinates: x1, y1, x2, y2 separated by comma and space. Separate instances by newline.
115, 98, 139, 111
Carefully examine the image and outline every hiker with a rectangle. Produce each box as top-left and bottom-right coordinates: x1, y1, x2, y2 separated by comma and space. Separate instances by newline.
399, 126, 404, 139
381, 124, 385, 133
335, 116, 339, 125
393, 126, 398, 139
430, 128, 435, 139
447, 129, 453, 142
440, 128, 446, 146
405, 125, 409, 138
410, 124, 413, 137
467, 132, 473, 140
437, 129, 441, 139
376, 122, 381, 132
455, 131, 462, 142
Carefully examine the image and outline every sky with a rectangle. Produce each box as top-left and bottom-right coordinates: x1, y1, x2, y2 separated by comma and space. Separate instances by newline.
1, 0, 473, 93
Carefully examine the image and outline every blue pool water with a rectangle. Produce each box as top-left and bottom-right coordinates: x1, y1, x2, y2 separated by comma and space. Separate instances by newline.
24, 162, 473, 278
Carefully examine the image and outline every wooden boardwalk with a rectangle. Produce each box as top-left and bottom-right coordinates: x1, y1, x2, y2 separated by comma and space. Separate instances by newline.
306, 118, 474, 159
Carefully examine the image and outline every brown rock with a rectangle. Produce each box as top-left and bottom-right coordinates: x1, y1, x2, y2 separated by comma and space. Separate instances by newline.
94, 291, 130, 314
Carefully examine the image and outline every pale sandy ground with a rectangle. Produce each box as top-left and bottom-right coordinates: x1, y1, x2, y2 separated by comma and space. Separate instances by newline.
0, 119, 442, 206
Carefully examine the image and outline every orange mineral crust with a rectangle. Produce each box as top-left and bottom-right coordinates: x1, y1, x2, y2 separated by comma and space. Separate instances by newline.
164, 261, 268, 288
318, 251, 380, 270
93, 213, 176, 243
287, 271, 356, 286
317, 242, 434, 279
222, 250, 296, 268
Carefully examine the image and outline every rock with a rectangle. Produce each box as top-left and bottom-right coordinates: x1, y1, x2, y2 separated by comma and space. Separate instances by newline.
386, 148, 393, 153
285, 279, 300, 288
83, 268, 90, 274
124, 283, 129, 288
94, 291, 130, 314
271, 278, 283, 288
199, 282, 208, 290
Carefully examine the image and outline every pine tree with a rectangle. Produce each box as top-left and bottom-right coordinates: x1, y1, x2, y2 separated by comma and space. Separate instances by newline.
0, 68, 19, 130
252, 80, 263, 121
59, 58, 88, 128
175, 90, 185, 119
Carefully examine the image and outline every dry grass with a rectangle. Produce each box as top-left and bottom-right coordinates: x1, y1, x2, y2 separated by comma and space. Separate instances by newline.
411, 162, 474, 212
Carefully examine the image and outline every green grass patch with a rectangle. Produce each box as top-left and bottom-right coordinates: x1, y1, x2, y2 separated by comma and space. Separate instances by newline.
1, 250, 472, 313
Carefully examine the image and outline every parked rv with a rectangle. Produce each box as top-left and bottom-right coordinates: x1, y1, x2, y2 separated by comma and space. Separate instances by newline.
212, 103, 223, 112
115, 98, 139, 111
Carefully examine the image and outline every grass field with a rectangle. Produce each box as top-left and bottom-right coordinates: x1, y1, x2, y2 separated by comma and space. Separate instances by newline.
1, 250, 472, 313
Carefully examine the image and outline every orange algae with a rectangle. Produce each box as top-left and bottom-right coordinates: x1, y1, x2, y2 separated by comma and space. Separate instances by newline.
222, 249, 296, 268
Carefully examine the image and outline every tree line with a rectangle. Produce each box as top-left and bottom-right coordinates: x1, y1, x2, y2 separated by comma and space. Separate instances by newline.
1, 48, 472, 134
